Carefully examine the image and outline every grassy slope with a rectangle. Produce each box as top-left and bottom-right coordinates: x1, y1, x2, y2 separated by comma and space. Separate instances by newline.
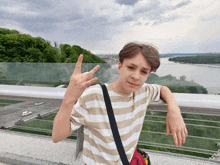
0, 99, 23, 107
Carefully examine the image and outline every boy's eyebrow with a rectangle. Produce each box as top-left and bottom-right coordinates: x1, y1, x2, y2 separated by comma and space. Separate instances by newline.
130, 63, 150, 70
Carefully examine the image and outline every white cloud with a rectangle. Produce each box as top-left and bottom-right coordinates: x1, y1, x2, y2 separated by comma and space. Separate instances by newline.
107, 0, 220, 53
0, 0, 219, 54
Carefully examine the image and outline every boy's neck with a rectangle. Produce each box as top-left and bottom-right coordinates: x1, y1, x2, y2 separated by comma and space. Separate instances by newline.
110, 80, 132, 95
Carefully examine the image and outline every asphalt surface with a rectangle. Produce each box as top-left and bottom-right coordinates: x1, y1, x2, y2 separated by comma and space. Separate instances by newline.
0, 130, 219, 165
0, 130, 85, 165
0, 95, 62, 128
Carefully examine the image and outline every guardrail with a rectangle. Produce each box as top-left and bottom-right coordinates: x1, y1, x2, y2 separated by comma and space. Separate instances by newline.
1, 84, 220, 109
0, 84, 220, 163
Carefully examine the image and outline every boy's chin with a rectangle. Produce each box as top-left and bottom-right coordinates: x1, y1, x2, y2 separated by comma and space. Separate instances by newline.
127, 85, 139, 93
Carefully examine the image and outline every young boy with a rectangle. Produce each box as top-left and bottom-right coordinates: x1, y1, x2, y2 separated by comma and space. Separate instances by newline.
52, 42, 188, 164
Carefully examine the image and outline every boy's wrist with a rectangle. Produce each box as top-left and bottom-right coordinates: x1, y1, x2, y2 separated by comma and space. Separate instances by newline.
167, 103, 180, 112
160, 85, 180, 112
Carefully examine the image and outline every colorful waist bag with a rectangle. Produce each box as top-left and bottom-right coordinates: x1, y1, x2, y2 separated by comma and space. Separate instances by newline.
101, 84, 151, 165
130, 148, 151, 165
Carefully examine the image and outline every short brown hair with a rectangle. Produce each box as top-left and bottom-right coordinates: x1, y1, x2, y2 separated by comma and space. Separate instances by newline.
119, 42, 160, 72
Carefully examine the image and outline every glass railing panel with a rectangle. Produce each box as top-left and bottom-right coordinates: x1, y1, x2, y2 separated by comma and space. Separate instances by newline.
0, 62, 112, 87
1, 57, 220, 95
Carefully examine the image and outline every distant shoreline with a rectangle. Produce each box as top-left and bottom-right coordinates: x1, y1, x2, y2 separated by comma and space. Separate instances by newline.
170, 61, 220, 68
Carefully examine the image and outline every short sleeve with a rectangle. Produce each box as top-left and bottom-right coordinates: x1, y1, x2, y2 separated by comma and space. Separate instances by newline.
145, 84, 161, 103
70, 96, 88, 131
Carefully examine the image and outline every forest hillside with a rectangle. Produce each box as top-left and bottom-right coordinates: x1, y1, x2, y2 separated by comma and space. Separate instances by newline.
0, 27, 106, 63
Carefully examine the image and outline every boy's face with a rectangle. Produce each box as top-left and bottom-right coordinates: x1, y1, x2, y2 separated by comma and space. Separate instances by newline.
117, 52, 151, 94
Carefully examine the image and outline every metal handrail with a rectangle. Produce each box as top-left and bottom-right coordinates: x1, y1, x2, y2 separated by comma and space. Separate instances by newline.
145, 115, 220, 123
10, 125, 77, 137
1, 84, 220, 109
141, 130, 220, 141
144, 120, 220, 130
138, 141, 217, 155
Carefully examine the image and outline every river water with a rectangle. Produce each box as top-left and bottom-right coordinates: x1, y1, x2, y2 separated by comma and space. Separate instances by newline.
111, 58, 220, 94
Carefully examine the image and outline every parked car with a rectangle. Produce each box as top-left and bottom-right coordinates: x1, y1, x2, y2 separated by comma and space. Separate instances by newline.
21, 111, 32, 117
35, 102, 44, 106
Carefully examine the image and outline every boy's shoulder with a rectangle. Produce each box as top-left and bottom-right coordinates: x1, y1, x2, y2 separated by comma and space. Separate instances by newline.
87, 83, 102, 89
139, 83, 159, 89
137, 83, 160, 93
142, 83, 160, 88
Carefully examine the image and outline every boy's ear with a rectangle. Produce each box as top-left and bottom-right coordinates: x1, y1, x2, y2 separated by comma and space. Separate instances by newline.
118, 62, 122, 73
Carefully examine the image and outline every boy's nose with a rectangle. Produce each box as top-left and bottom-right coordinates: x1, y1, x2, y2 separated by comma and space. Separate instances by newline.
132, 71, 140, 80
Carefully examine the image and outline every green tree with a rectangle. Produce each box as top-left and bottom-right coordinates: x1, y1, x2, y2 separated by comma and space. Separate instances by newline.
0, 28, 19, 34
145, 73, 207, 94
72, 45, 82, 55
62, 44, 72, 58
180, 75, 186, 81
43, 47, 58, 62
167, 86, 189, 93
26, 48, 44, 62
160, 74, 176, 80
0, 31, 59, 62
0, 27, 107, 64
146, 73, 160, 84
187, 86, 198, 93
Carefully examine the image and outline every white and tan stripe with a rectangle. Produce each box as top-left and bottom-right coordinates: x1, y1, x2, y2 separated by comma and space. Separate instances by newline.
70, 83, 160, 165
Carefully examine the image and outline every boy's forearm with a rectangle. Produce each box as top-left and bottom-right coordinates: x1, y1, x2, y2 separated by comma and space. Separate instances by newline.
52, 103, 73, 143
52, 89, 77, 143
160, 85, 180, 111
160, 86, 188, 147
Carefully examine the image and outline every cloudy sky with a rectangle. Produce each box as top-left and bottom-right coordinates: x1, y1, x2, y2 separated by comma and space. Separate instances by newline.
0, 0, 219, 54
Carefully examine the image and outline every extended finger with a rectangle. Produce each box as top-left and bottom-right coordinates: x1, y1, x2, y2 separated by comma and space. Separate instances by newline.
85, 77, 98, 87
74, 54, 83, 74
89, 65, 100, 76
185, 127, 188, 137
181, 129, 186, 144
177, 131, 182, 146
172, 132, 178, 147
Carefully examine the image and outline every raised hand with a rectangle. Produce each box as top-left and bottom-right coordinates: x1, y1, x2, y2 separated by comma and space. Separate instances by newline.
66, 54, 100, 101
52, 54, 100, 143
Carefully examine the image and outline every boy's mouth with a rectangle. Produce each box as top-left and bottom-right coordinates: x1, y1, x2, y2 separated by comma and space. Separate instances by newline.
128, 82, 137, 86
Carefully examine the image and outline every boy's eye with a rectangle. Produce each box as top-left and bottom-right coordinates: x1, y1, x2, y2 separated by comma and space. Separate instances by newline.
128, 66, 148, 74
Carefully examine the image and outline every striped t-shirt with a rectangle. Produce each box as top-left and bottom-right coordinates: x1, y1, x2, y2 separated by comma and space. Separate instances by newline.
70, 83, 160, 165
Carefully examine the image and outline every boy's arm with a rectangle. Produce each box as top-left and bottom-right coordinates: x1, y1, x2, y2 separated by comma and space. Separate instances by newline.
159, 85, 188, 147
52, 54, 100, 143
